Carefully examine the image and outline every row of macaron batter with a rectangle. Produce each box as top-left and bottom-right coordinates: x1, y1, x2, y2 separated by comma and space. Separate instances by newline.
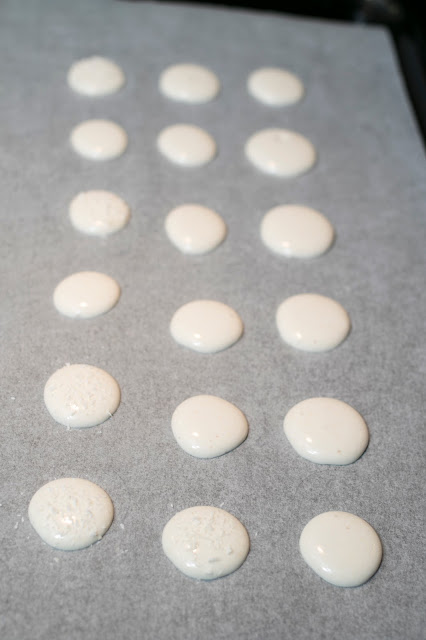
28, 56, 382, 588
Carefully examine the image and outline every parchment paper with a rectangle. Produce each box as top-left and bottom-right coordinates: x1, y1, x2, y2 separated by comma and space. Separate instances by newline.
0, 1, 425, 639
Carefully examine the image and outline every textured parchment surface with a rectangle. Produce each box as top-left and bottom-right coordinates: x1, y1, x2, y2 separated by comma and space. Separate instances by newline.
0, 1, 425, 638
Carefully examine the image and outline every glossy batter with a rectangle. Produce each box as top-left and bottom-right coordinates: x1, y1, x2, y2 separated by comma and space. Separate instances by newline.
165, 204, 226, 254
299, 511, 382, 587
276, 294, 351, 352
160, 63, 220, 103
172, 394, 248, 458
248, 67, 304, 106
53, 271, 120, 319
157, 124, 216, 167
245, 128, 316, 177
284, 397, 369, 464
261, 205, 334, 258
170, 299, 243, 353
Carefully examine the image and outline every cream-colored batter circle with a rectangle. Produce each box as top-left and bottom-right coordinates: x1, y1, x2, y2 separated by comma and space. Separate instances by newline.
160, 63, 220, 104
261, 205, 334, 258
299, 511, 382, 587
162, 506, 250, 580
284, 397, 369, 465
67, 56, 125, 96
53, 271, 120, 319
172, 395, 248, 458
276, 294, 351, 352
44, 364, 121, 429
157, 124, 216, 167
245, 128, 316, 177
70, 119, 128, 160
165, 204, 226, 254
69, 190, 130, 236
248, 67, 304, 106
28, 478, 114, 551
170, 299, 243, 353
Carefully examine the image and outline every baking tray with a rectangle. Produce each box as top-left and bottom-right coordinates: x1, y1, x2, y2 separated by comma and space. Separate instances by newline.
1, 1, 425, 638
